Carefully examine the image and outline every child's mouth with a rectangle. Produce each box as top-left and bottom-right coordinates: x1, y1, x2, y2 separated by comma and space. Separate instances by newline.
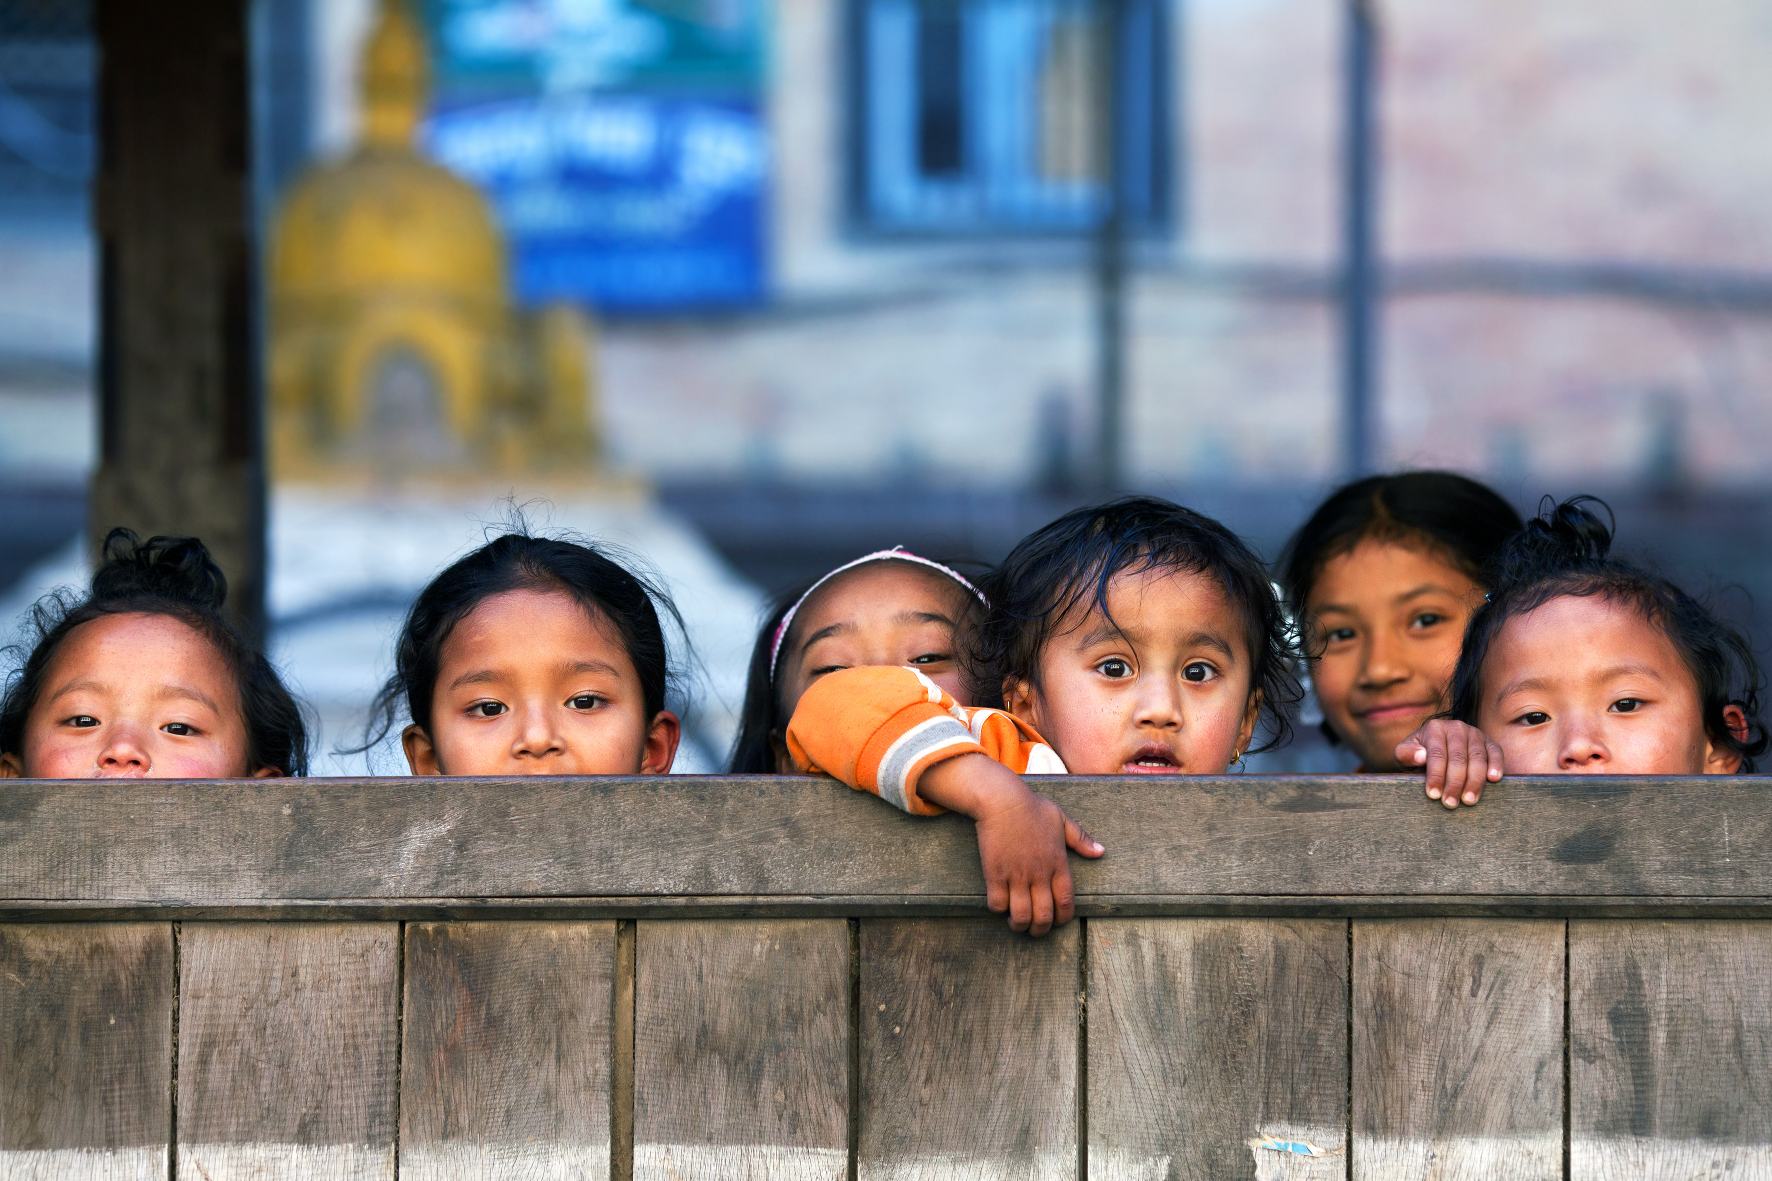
1121, 747, 1182, 773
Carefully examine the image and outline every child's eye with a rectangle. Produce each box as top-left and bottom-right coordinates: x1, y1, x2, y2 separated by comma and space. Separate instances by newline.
810, 664, 848, 679
1181, 661, 1218, 683
468, 701, 507, 718
1322, 626, 1356, 644
566, 693, 604, 711
62, 714, 100, 729
1512, 710, 1550, 727
1610, 698, 1645, 714
1410, 612, 1446, 630
908, 652, 950, 666
1096, 658, 1133, 679
161, 722, 200, 737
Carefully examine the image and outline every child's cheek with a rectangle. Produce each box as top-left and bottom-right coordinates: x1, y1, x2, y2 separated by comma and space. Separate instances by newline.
1492, 728, 1553, 775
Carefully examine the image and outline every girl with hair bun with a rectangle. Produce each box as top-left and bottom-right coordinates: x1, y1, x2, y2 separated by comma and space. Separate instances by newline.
0, 528, 309, 779
1439, 496, 1766, 781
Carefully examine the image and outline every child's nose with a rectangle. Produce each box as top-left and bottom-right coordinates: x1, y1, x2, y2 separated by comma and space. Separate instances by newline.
1557, 722, 1608, 770
1357, 631, 1408, 688
97, 728, 150, 772
1134, 677, 1183, 728
511, 706, 565, 759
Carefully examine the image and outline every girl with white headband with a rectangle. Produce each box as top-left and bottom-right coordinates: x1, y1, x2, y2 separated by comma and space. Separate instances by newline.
729, 548, 1103, 937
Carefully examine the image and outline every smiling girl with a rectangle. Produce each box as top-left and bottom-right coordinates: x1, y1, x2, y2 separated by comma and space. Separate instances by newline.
1281, 471, 1521, 802
0, 529, 308, 779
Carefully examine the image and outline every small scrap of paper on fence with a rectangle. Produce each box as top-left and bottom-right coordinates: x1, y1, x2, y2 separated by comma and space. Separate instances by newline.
1247, 1135, 1337, 1158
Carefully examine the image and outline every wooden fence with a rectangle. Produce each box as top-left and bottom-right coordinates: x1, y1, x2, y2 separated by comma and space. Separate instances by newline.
2, 775, 1769, 1179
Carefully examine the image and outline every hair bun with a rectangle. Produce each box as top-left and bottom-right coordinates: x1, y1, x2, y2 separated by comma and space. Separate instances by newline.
90, 527, 229, 611
1535, 496, 1613, 560
1490, 495, 1614, 586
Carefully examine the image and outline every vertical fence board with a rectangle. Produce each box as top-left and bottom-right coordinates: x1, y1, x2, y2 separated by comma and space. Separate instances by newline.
1570, 920, 1772, 1178
401, 921, 615, 1179
1352, 919, 1563, 1180
177, 923, 398, 1180
1088, 918, 1347, 1180
858, 918, 1077, 1181
0, 924, 171, 1181
634, 919, 849, 1180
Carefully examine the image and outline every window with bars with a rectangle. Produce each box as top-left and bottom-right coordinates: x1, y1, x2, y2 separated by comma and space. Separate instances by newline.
849, 0, 1172, 235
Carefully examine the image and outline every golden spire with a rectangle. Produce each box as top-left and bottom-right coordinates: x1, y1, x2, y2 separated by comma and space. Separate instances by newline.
360, 0, 429, 149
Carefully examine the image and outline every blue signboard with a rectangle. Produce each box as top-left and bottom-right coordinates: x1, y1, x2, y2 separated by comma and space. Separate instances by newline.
419, 1, 769, 312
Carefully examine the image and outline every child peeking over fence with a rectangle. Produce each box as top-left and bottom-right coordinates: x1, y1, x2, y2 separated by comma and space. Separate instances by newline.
1280, 470, 1520, 806
778, 499, 1300, 936
735, 545, 1098, 937
1409, 496, 1766, 789
361, 531, 682, 777
0, 528, 309, 779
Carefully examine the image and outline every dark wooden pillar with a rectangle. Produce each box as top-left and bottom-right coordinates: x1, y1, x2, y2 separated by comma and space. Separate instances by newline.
91, 0, 265, 638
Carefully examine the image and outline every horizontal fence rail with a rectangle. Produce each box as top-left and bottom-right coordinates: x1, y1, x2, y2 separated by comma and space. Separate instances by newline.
1, 775, 1769, 1179
3, 775, 1772, 919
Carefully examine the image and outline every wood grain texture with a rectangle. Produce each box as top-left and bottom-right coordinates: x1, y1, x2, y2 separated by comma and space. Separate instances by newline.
1352, 919, 1563, 1180
858, 918, 1077, 1180
4, 777, 1772, 918
0, 924, 171, 1180
1570, 919, 1772, 1178
1088, 918, 1347, 1180
634, 920, 848, 1181
177, 923, 398, 1180
401, 922, 615, 1180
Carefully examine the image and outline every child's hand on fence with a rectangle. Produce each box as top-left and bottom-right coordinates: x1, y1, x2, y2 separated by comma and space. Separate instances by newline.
1396, 719, 1504, 809
919, 753, 1103, 936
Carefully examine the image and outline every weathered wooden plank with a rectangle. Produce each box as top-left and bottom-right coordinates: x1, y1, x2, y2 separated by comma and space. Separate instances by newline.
177, 923, 398, 1180
401, 922, 615, 1180
1352, 918, 1563, 1179
0, 924, 171, 1181
1570, 920, 1772, 1178
859, 917, 1077, 1180
1088, 918, 1347, 1180
4, 778, 1772, 916
634, 920, 848, 1180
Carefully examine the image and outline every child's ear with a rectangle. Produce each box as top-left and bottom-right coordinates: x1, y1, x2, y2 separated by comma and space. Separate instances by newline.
249, 765, 284, 779
402, 724, 443, 775
1002, 677, 1040, 729
1704, 704, 1750, 775
642, 710, 681, 775
0, 752, 20, 779
1237, 689, 1263, 764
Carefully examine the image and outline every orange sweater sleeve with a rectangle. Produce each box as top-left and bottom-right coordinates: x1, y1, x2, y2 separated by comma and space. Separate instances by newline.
784, 666, 1065, 814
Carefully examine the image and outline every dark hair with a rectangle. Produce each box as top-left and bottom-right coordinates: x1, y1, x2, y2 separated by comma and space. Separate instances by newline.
362, 531, 682, 751
1280, 470, 1523, 626
971, 496, 1300, 753
727, 579, 813, 773
1449, 496, 1767, 770
0, 528, 310, 776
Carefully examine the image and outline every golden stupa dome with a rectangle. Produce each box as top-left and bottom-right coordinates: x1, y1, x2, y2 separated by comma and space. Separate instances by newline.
268, 0, 597, 479
271, 0, 506, 309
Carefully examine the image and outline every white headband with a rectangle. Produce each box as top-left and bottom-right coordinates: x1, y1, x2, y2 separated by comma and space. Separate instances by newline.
768, 547, 988, 682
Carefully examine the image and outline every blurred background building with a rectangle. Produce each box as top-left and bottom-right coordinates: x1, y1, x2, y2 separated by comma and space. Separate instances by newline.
2, 0, 1770, 770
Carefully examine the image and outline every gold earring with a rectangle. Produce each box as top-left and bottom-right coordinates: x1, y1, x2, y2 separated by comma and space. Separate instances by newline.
1231, 748, 1243, 766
